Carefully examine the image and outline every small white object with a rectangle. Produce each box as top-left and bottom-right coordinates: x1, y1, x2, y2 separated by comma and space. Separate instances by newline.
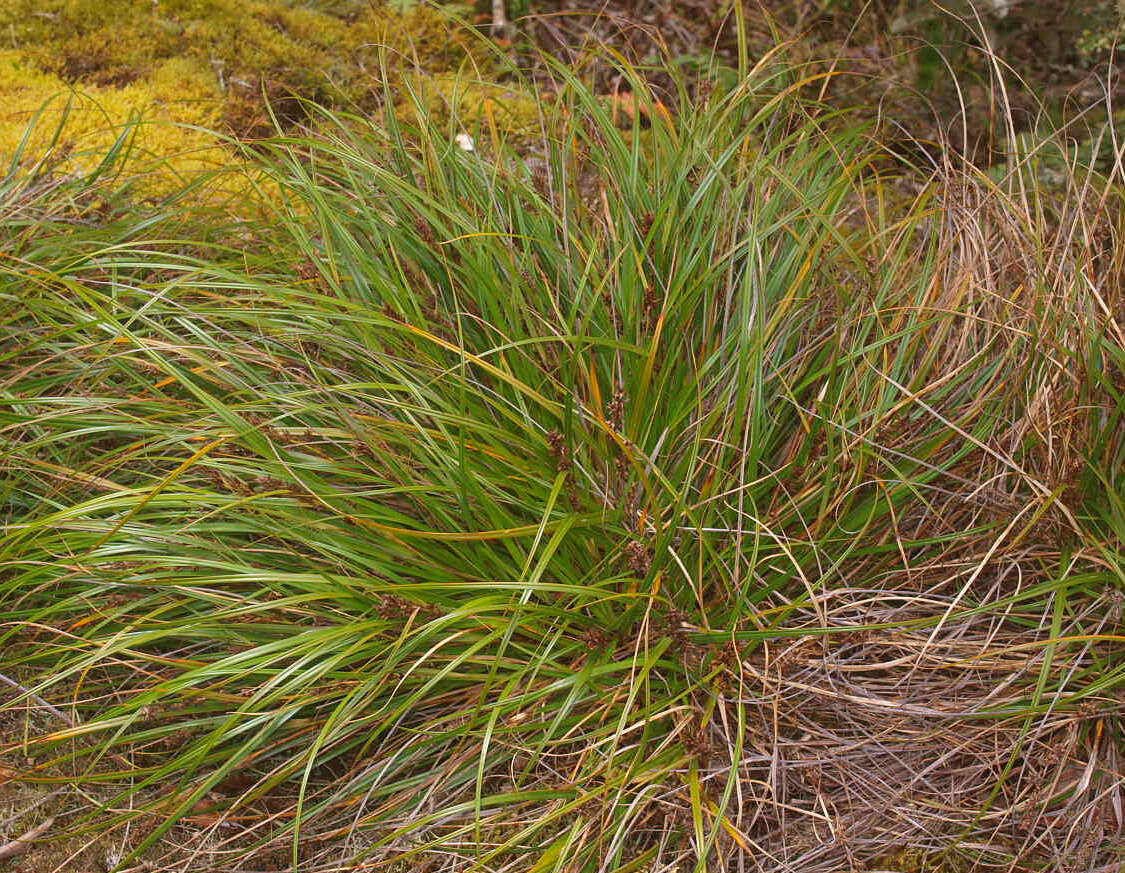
454, 133, 475, 152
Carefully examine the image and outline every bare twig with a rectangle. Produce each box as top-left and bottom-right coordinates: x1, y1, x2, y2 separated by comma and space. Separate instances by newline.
0, 671, 75, 727
0, 791, 64, 831
491, 0, 508, 40
0, 815, 55, 862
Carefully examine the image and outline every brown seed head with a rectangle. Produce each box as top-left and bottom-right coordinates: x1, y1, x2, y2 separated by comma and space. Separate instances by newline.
625, 540, 651, 575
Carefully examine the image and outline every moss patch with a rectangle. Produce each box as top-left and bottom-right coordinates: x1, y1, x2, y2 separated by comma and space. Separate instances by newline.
0, 50, 277, 210
0, 0, 490, 207
0, 0, 478, 135
404, 73, 545, 143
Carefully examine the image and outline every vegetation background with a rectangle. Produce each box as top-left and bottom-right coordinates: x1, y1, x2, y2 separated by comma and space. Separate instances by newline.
1, 1, 1123, 872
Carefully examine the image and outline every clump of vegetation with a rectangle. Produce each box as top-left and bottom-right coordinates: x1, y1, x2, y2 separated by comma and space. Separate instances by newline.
1, 42, 1123, 873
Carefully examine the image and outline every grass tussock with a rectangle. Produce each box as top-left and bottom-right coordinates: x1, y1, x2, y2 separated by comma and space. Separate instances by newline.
1, 48, 1124, 873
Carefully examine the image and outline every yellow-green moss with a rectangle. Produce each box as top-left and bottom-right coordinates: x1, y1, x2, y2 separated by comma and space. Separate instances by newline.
406, 73, 544, 140
0, 0, 491, 206
0, 0, 480, 136
0, 50, 274, 209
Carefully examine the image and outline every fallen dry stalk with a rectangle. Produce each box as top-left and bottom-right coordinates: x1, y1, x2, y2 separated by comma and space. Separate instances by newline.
0, 815, 56, 862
